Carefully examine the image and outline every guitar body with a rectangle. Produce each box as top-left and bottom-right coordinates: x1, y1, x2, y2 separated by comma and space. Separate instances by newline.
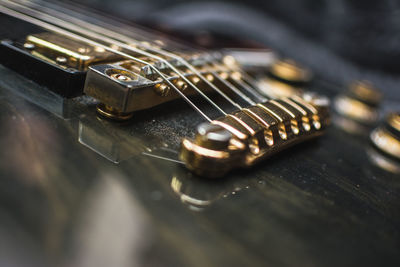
0, 1, 399, 267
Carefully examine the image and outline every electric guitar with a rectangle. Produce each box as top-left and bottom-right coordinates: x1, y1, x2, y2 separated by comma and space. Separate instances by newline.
0, 0, 399, 266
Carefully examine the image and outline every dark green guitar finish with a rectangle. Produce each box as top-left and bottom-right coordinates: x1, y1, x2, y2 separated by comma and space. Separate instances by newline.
0, 62, 399, 267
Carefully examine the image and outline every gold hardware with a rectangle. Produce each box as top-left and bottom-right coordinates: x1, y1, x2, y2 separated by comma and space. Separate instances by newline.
222, 55, 238, 67
180, 93, 330, 177
206, 73, 214, 82
174, 80, 187, 90
370, 113, 400, 160
350, 80, 382, 105
269, 59, 312, 83
23, 32, 119, 71
254, 58, 312, 99
56, 56, 67, 64
389, 113, 400, 132
231, 71, 242, 81
334, 80, 382, 124
111, 73, 132, 82
219, 72, 229, 80
367, 147, 400, 174
191, 76, 201, 84
154, 83, 170, 97
84, 60, 243, 119
256, 78, 301, 98
96, 103, 134, 121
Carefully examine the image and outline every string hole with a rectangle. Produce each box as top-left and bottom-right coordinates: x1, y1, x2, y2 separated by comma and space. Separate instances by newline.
312, 115, 321, 130
154, 83, 170, 96
249, 138, 260, 155
278, 123, 287, 140
291, 120, 300, 135
264, 129, 274, 146
302, 117, 311, 131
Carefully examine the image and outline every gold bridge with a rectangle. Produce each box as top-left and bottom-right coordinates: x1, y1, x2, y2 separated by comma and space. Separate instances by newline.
180, 94, 330, 177
2, 30, 330, 177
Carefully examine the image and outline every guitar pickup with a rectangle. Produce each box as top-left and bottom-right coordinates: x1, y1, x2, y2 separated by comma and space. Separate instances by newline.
0, 32, 121, 97
23, 32, 119, 70
0, 31, 220, 98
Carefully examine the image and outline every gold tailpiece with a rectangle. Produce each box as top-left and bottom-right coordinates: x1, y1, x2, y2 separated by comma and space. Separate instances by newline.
180, 93, 330, 177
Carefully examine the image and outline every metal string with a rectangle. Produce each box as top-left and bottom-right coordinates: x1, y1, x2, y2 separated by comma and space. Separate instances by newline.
0, 3, 215, 121
7, 0, 242, 112
17, 0, 264, 106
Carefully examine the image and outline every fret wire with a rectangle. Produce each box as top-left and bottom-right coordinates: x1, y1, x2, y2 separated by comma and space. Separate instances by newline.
17, 0, 253, 109
8, 0, 241, 112
0, 3, 214, 122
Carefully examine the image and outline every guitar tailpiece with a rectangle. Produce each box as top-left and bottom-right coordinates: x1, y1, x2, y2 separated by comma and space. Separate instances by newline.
180, 93, 330, 177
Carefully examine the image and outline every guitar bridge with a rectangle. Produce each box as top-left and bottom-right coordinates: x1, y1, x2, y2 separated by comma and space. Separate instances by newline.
180, 94, 330, 177
0, 29, 330, 177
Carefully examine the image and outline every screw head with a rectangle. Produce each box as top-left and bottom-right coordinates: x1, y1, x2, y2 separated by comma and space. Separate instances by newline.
111, 73, 132, 82
195, 123, 232, 150
96, 103, 133, 121
154, 83, 170, 96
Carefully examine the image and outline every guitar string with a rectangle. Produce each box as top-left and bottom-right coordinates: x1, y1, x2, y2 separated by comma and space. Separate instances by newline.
20, 0, 266, 105
13, 0, 257, 108
231, 73, 267, 102
0, 3, 216, 121
3, 1, 237, 118
43, 0, 270, 104
43, 0, 191, 50
7, 0, 248, 113
37, 0, 267, 103
209, 61, 267, 103
4, 0, 233, 115
83, 0, 270, 104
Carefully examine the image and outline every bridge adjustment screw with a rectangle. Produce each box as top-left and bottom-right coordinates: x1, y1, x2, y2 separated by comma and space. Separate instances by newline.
195, 123, 232, 150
